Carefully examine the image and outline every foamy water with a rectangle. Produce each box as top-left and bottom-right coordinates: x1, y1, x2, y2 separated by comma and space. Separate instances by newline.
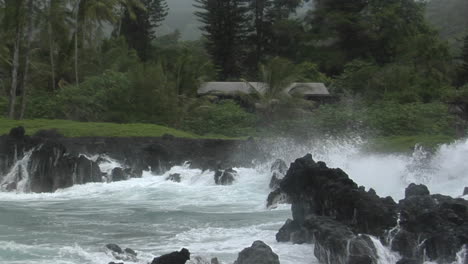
1, 137, 468, 264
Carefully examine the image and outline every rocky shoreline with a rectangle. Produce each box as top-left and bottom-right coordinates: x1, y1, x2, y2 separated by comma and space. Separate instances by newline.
1, 127, 467, 264
0, 127, 264, 193
268, 154, 468, 264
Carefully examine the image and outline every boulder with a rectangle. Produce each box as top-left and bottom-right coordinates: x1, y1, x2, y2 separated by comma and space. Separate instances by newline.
151, 248, 191, 264
405, 183, 430, 198
9, 126, 25, 139
105, 244, 123, 254
395, 192, 468, 263
279, 154, 397, 236
269, 159, 288, 189
111, 168, 126, 182
464, 187, 468, 196
274, 154, 468, 264
234, 241, 280, 264
105, 244, 137, 262
267, 159, 290, 208
266, 189, 290, 209
167, 173, 181, 183
214, 168, 237, 185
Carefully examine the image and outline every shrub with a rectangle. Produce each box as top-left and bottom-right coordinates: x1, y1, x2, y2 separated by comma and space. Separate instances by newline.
184, 100, 256, 137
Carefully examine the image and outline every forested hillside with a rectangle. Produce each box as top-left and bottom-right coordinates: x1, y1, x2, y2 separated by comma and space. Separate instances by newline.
0, 0, 467, 147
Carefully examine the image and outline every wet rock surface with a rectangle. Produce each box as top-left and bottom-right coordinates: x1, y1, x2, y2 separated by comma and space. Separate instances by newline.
234, 241, 280, 264
214, 168, 237, 185
167, 173, 182, 183
266, 159, 290, 208
151, 248, 190, 264
275, 154, 468, 264
0, 127, 264, 193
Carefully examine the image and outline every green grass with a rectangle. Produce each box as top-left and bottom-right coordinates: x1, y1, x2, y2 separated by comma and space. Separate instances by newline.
0, 118, 205, 138
366, 135, 456, 153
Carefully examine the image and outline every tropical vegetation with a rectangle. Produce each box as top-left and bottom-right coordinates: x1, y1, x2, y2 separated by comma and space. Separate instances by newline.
0, 0, 467, 150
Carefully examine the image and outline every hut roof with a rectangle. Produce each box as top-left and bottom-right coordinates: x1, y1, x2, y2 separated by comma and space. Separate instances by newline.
198, 82, 329, 97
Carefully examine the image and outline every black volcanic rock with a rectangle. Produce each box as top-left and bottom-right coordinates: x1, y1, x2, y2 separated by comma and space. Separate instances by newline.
234, 241, 280, 264
464, 187, 468, 196
214, 168, 236, 185
56, 136, 265, 174
266, 189, 290, 209
167, 173, 181, 183
105, 244, 123, 254
1, 127, 264, 193
405, 183, 430, 198
269, 159, 288, 189
111, 168, 126, 182
151, 248, 190, 264
395, 191, 468, 263
267, 159, 290, 208
278, 154, 397, 236
275, 154, 468, 264
9, 126, 25, 139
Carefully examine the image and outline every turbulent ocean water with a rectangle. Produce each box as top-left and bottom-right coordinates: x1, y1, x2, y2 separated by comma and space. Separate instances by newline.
1, 138, 468, 264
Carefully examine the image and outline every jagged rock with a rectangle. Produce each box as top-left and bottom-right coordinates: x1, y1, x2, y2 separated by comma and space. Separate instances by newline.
151, 248, 191, 264
234, 241, 280, 264
463, 187, 468, 196
267, 159, 290, 208
111, 168, 126, 182
211, 257, 220, 264
395, 192, 468, 263
105, 244, 137, 262
405, 183, 430, 198
9, 126, 25, 139
106, 244, 123, 254
214, 168, 236, 185
167, 173, 181, 183
269, 159, 288, 189
75, 155, 102, 183
279, 154, 397, 236
266, 189, 290, 208
1, 127, 266, 192
124, 248, 137, 257
108, 262, 124, 264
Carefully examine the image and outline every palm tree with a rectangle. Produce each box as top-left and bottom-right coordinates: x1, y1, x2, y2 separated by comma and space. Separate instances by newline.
247, 57, 299, 115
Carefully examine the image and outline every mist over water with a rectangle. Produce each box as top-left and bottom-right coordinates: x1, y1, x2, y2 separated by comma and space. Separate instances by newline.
1, 137, 467, 264
263, 137, 468, 199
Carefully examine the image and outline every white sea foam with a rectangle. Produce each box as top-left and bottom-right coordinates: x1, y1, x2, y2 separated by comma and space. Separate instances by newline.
1, 137, 468, 264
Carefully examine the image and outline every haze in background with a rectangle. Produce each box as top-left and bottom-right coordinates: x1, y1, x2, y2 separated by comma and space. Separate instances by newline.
160, 0, 200, 40
160, 0, 315, 40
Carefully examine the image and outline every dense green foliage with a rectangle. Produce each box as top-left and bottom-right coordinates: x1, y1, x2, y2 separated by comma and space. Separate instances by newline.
0, 0, 466, 148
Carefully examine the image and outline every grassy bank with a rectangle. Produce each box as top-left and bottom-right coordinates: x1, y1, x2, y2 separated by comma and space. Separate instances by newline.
0, 118, 202, 138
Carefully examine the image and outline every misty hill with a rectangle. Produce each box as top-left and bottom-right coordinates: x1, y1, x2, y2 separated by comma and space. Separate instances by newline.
160, 0, 200, 40
426, 0, 468, 53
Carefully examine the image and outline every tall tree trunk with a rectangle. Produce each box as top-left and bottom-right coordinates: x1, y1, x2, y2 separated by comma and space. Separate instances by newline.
19, 0, 34, 120
48, 0, 56, 91
74, 0, 81, 86
8, 26, 22, 119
